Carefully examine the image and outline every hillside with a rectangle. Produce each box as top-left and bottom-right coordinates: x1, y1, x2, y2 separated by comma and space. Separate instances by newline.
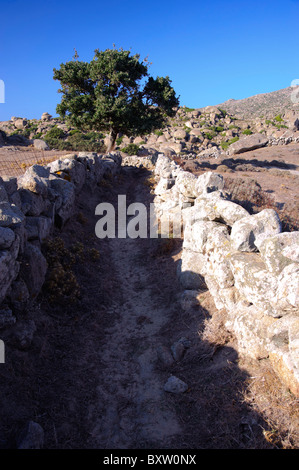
216, 86, 299, 120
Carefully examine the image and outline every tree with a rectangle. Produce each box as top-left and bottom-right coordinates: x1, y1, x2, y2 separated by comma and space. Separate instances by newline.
53, 47, 180, 152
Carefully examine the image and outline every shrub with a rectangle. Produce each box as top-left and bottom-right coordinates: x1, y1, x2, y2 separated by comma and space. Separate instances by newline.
274, 114, 283, 122
32, 132, 43, 139
69, 129, 81, 136
66, 131, 105, 152
121, 143, 140, 155
242, 129, 253, 135
218, 108, 227, 117
44, 126, 66, 148
154, 130, 163, 136
116, 136, 123, 146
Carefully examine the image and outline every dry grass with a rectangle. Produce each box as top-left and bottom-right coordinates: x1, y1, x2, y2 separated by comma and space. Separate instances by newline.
0, 149, 71, 178
241, 361, 299, 448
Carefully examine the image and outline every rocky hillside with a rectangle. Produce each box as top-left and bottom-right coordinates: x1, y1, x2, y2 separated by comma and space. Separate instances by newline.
216, 86, 299, 120
1, 97, 299, 159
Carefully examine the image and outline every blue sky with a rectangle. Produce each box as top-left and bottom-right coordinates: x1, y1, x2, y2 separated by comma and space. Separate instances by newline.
0, 0, 299, 120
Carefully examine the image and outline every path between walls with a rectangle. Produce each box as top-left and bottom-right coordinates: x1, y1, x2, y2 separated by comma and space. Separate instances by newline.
0, 164, 283, 449
87, 169, 181, 448
77, 167, 274, 449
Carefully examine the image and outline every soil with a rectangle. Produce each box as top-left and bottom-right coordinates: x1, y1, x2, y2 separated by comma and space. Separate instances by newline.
0, 163, 298, 449
180, 143, 299, 230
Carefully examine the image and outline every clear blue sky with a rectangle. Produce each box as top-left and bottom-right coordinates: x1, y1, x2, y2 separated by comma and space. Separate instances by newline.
0, 0, 299, 121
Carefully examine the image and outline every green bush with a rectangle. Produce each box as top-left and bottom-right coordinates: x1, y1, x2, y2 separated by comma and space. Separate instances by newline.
274, 114, 283, 122
69, 129, 81, 136
44, 127, 105, 151
121, 143, 140, 155
221, 136, 239, 150
154, 130, 163, 136
32, 132, 43, 140
218, 108, 227, 117
44, 126, 65, 148
116, 136, 123, 146
242, 129, 253, 135
204, 131, 216, 140
66, 131, 105, 152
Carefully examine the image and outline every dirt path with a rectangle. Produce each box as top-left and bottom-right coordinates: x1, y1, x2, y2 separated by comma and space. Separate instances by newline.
85, 169, 184, 449
1, 165, 296, 449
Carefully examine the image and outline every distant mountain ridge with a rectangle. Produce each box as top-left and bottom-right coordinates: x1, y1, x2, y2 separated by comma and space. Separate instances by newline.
215, 86, 299, 120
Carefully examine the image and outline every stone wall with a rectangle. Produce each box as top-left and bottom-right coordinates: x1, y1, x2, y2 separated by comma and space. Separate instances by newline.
0, 152, 121, 327
152, 154, 299, 396
0, 150, 298, 395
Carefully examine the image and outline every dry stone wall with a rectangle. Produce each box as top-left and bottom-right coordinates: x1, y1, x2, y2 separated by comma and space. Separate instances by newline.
152, 154, 299, 396
0, 152, 122, 327
0, 150, 298, 396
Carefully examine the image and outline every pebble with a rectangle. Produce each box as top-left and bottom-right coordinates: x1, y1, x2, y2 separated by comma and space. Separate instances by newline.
164, 375, 188, 394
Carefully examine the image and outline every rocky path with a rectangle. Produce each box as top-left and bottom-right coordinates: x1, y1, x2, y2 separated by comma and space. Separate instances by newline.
0, 165, 281, 449
85, 168, 183, 448
78, 167, 273, 449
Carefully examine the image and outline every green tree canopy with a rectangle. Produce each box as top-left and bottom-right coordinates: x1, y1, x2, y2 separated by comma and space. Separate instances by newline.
53, 47, 179, 151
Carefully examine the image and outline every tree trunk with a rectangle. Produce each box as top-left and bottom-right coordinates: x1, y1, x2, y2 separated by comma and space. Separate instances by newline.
106, 129, 118, 153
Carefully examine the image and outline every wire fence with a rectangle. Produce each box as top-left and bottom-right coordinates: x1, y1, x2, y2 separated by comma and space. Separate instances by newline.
0, 149, 70, 178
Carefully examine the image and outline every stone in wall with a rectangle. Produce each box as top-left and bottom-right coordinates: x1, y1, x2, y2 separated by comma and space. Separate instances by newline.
149, 154, 299, 395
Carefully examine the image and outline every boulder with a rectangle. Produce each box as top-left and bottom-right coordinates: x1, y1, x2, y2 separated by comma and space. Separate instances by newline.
14, 118, 27, 129
195, 171, 224, 196
175, 171, 197, 199
177, 249, 207, 289
256, 231, 299, 274
25, 216, 53, 242
1, 176, 18, 196
20, 243, 48, 298
228, 133, 268, 155
18, 165, 50, 197
49, 176, 75, 227
173, 129, 188, 140
230, 209, 281, 252
229, 251, 278, 317
273, 263, 299, 313
41, 112, 52, 121
33, 139, 49, 150
0, 226, 15, 249
18, 189, 46, 217
194, 196, 249, 226
0, 201, 25, 227
225, 304, 275, 359
47, 158, 86, 192
268, 315, 299, 396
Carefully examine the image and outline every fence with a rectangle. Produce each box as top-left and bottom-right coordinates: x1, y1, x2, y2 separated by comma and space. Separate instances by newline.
0, 149, 69, 178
